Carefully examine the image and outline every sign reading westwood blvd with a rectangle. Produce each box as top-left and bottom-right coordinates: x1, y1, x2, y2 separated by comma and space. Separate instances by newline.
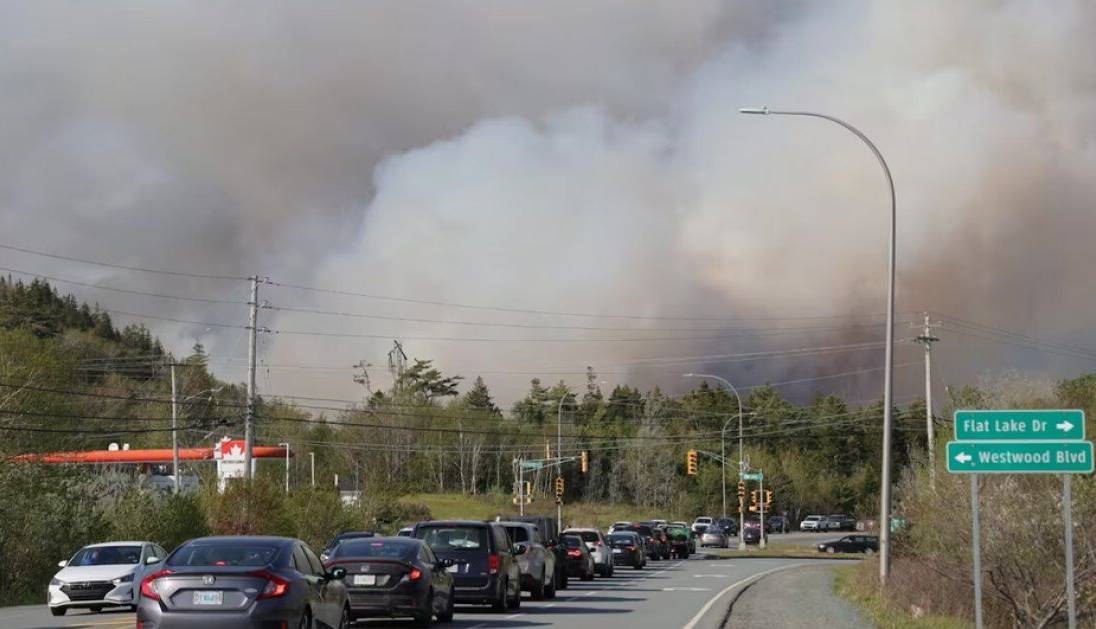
954, 409, 1085, 441
740, 472, 763, 481
946, 441, 1094, 474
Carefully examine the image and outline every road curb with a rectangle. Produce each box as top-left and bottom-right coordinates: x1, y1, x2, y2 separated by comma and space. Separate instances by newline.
681, 562, 809, 629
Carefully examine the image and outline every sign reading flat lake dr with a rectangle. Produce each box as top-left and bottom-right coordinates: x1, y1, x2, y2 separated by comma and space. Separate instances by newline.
954, 409, 1085, 441
946, 441, 1094, 474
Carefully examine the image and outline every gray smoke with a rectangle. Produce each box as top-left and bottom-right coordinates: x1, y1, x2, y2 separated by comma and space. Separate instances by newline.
2, 1, 1094, 404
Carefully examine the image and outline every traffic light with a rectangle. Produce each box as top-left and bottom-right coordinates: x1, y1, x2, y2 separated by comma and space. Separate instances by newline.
686, 450, 698, 475
554, 476, 565, 498
580, 451, 589, 474
764, 490, 773, 507
523, 481, 532, 499
737, 480, 746, 497
750, 489, 759, 507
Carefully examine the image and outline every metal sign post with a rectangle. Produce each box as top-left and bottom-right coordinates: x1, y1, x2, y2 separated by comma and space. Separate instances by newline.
1063, 474, 1076, 629
970, 474, 983, 629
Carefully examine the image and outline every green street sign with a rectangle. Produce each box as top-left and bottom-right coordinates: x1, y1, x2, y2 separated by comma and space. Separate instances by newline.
946, 441, 1094, 474
741, 472, 763, 481
954, 410, 1085, 441
519, 461, 544, 470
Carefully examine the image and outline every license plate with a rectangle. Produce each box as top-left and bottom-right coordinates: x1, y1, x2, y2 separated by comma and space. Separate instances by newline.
446, 564, 460, 573
193, 591, 223, 606
612, 548, 622, 554
352, 575, 376, 586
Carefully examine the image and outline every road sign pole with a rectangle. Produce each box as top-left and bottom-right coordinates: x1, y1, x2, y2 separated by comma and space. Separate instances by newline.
759, 473, 766, 549
971, 474, 983, 629
519, 461, 525, 516
1063, 474, 1076, 629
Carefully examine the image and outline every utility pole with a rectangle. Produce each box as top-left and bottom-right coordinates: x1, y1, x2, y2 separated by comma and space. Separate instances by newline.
310, 452, 316, 488
914, 313, 941, 485
353, 360, 373, 399
171, 363, 179, 494
245, 275, 266, 480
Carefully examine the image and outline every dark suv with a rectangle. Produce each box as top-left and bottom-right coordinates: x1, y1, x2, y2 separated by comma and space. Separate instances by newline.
413, 520, 523, 610
504, 515, 567, 591
628, 524, 665, 560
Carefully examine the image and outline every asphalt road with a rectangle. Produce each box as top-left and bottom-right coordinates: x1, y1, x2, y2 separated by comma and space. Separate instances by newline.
0, 555, 856, 629
725, 564, 868, 628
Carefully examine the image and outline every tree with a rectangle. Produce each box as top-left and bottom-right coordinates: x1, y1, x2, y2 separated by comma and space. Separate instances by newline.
512, 378, 550, 424
394, 359, 462, 401
463, 376, 499, 415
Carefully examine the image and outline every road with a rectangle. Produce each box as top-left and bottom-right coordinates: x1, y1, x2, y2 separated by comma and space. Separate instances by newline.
0, 555, 860, 629
726, 564, 869, 628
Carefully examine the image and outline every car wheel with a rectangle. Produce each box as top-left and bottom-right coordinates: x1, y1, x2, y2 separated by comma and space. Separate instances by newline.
437, 590, 455, 623
545, 570, 556, 599
507, 580, 521, 610
864, 548, 875, 556
532, 569, 546, 601
608, 564, 614, 577
337, 605, 351, 629
414, 604, 433, 627
49, 607, 66, 617
558, 569, 568, 590
492, 579, 508, 612
826, 546, 836, 554
90, 606, 103, 613
297, 609, 313, 629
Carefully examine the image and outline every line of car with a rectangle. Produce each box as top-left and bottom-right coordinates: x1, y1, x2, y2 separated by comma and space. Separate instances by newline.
47, 514, 696, 627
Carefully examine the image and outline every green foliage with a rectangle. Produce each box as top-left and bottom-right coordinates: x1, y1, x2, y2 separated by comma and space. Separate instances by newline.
202, 478, 295, 537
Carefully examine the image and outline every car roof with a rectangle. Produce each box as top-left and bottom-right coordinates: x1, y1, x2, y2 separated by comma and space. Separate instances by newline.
417, 520, 493, 527
562, 527, 599, 533
497, 521, 537, 529
187, 536, 296, 545
83, 541, 150, 548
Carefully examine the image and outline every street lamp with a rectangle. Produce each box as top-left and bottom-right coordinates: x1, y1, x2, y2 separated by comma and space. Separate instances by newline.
547, 379, 605, 530
740, 105, 897, 584
278, 442, 291, 494
683, 373, 745, 550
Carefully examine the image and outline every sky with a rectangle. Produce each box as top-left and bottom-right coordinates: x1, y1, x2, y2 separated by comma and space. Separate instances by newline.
2, 0, 1095, 406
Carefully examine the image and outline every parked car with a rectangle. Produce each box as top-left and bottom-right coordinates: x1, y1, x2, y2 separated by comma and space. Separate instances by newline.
699, 526, 730, 548
606, 531, 646, 570
665, 525, 692, 559
563, 528, 614, 577
691, 516, 713, 534
628, 524, 664, 560
136, 536, 349, 629
824, 514, 857, 532
413, 520, 523, 611
768, 516, 790, 533
742, 525, 763, 545
560, 534, 596, 581
505, 514, 568, 592
818, 535, 879, 554
800, 515, 824, 531
324, 536, 454, 625
500, 521, 557, 599
714, 517, 739, 536
49, 541, 167, 616
320, 530, 375, 562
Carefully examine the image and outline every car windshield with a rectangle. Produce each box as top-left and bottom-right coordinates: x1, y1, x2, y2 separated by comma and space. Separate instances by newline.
504, 526, 530, 543
805, 516, 821, 521
608, 534, 636, 545
333, 539, 418, 560
566, 530, 600, 543
168, 543, 279, 567
416, 526, 488, 551
69, 545, 142, 566
562, 537, 584, 549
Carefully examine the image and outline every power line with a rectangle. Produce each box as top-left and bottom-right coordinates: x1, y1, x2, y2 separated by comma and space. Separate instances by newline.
0, 243, 248, 281
0, 266, 245, 305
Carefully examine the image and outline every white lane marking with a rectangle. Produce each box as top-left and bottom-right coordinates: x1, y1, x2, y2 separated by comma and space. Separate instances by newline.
505, 612, 523, 619
663, 587, 711, 592
694, 573, 729, 578
545, 603, 557, 608
584, 590, 600, 596
681, 562, 809, 629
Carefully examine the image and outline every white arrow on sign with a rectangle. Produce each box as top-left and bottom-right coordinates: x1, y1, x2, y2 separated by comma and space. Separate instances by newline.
1057, 420, 1075, 432
954, 452, 972, 464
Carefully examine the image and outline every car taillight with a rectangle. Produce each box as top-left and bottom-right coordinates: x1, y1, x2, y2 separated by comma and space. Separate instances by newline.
408, 568, 423, 581
252, 570, 289, 600
487, 554, 500, 575
139, 569, 173, 601
567, 549, 582, 558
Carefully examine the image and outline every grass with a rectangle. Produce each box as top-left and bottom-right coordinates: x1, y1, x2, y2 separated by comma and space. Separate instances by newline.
708, 543, 866, 560
397, 492, 669, 528
833, 564, 972, 629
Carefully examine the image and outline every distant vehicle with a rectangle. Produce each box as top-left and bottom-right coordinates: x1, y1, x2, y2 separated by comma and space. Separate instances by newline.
742, 526, 763, 545
560, 534, 596, 581
136, 536, 349, 629
500, 521, 557, 600
325, 536, 454, 625
606, 531, 646, 570
818, 535, 879, 554
768, 516, 790, 534
628, 524, 665, 560
648, 519, 668, 527
714, 517, 739, 535
700, 526, 730, 548
691, 516, 713, 534
397, 527, 414, 537
800, 515, 824, 531
49, 541, 167, 616
671, 522, 697, 553
665, 525, 692, 559
824, 514, 857, 532
608, 521, 633, 534
320, 530, 376, 562
563, 528, 614, 577
505, 514, 568, 592
413, 520, 523, 611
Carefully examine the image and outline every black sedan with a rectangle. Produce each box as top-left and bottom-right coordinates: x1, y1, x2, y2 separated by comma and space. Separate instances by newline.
561, 535, 596, 581
325, 537, 455, 626
818, 535, 878, 554
137, 535, 350, 629
606, 532, 646, 570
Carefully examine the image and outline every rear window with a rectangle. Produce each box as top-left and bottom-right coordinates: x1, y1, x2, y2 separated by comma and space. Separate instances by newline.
562, 537, 583, 548
630, 526, 653, 536
504, 526, 530, 543
416, 526, 489, 551
608, 535, 636, 545
568, 531, 599, 543
333, 539, 418, 560
168, 543, 279, 567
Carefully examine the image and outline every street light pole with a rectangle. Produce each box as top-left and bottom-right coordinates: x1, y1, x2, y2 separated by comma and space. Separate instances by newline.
683, 373, 744, 550
557, 395, 565, 530
740, 106, 897, 584
279, 442, 290, 494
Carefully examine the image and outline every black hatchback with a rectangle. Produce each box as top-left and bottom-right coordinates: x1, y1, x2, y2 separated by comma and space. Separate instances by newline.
325, 537, 454, 626
818, 535, 878, 554
413, 520, 523, 611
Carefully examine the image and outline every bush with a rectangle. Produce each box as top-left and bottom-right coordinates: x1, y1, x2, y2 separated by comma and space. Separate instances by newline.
201, 478, 294, 538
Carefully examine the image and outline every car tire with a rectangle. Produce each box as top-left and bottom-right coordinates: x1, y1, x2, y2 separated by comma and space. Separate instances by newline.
90, 606, 103, 613
49, 607, 66, 617
532, 569, 546, 601
545, 570, 556, 599
297, 609, 313, 629
492, 580, 508, 612
865, 548, 875, 556
826, 547, 836, 554
437, 591, 455, 623
607, 564, 614, 577
507, 580, 521, 610
337, 605, 351, 629
558, 569, 568, 590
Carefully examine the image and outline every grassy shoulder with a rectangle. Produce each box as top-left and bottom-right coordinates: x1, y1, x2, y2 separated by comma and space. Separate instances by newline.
708, 543, 865, 560
397, 492, 659, 528
833, 563, 971, 629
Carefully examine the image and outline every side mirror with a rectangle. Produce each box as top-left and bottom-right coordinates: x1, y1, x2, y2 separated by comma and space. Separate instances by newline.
145, 556, 161, 565
327, 566, 347, 581
512, 545, 527, 556
57, 560, 68, 568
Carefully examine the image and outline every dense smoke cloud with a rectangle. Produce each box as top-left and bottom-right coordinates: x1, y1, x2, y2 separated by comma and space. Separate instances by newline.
2, 1, 1094, 403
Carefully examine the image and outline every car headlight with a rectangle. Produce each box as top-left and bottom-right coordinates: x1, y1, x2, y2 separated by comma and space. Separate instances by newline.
50, 578, 63, 586
112, 573, 134, 586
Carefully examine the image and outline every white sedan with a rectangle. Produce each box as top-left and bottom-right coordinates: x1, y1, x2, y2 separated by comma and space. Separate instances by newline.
48, 541, 167, 616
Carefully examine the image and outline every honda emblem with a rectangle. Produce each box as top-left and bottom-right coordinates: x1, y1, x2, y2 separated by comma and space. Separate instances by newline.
202, 575, 216, 585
